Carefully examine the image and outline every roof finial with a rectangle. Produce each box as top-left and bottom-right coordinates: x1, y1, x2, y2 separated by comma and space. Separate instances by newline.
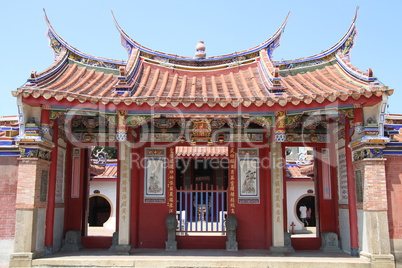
195, 41, 206, 59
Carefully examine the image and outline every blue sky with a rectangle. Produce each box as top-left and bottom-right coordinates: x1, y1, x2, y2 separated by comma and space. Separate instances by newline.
1, 1, 401, 116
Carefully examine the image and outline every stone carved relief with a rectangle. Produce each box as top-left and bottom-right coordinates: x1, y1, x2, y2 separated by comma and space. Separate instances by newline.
320, 232, 341, 252
226, 215, 238, 251
62, 230, 82, 251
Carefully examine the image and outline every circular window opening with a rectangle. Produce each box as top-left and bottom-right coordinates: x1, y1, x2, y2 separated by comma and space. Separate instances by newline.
88, 196, 111, 227
296, 195, 316, 227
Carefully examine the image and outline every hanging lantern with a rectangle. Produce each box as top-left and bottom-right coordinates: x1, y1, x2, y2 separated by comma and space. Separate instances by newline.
218, 134, 225, 143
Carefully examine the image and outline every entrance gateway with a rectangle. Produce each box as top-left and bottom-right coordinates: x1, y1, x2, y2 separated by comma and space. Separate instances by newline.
47, 112, 338, 251
7, 9, 397, 268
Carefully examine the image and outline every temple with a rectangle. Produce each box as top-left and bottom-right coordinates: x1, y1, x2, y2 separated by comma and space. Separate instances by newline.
1, 9, 402, 267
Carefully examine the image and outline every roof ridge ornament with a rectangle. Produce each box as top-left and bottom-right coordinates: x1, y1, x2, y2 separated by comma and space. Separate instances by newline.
340, 6, 359, 60
194, 41, 206, 59
112, 10, 289, 62
43, 9, 65, 60
277, 7, 359, 69
44, 9, 124, 68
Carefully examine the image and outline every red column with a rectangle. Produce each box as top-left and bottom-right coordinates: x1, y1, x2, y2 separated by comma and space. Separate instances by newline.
45, 119, 58, 248
345, 116, 359, 256
81, 148, 90, 235
354, 106, 363, 125
281, 144, 288, 232
40, 107, 50, 126
130, 127, 139, 248
354, 104, 364, 135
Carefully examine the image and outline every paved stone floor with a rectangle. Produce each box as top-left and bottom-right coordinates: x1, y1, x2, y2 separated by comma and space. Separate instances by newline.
30, 249, 373, 268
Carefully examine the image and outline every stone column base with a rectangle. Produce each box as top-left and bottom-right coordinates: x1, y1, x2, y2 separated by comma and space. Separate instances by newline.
351, 247, 359, 257
62, 230, 82, 251
166, 241, 177, 251
44, 246, 53, 255
360, 251, 395, 268
115, 244, 131, 255
109, 231, 118, 252
284, 232, 295, 252
270, 246, 288, 256
226, 241, 238, 251
320, 232, 342, 252
9, 252, 33, 268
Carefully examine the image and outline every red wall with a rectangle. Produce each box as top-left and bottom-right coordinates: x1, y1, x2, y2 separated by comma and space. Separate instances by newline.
385, 155, 402, 239
131, 144, 273, 250
0, 156, 18, 239
133, 146, 169, 248
235, 146, 271, 249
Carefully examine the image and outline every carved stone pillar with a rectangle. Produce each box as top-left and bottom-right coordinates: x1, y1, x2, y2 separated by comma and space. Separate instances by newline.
226, 215, 238, 251
270, 142, 287, 255
116, 140, 131, 255
165, 215, 178, 251
350, 140, 395, 266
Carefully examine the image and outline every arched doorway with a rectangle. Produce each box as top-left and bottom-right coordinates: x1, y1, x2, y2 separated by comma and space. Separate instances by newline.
296, 195, 316, 227
88, 195, 111, 227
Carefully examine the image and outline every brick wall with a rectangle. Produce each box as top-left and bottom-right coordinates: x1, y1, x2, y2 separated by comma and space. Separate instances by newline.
385, 155, 402, 239
363, 159, 388, 211
353, 159, 388, 211
0, 156, 18, 239
15, 158, 50, 210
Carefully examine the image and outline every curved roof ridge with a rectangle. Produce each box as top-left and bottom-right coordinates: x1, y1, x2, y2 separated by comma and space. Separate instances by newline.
26, 47, 69, 86
275, 7, 359, 67
335, 51, 376, 83
112, 11, 290, 62
43, 9, 125, 67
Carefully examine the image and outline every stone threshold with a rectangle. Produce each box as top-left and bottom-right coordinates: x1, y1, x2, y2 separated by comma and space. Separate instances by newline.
30, 249, 373, 268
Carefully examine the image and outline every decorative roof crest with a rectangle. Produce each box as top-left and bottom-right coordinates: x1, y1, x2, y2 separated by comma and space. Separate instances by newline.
43, 9, 124, 68
112, 10, 289, 63
195, 41, 206, 59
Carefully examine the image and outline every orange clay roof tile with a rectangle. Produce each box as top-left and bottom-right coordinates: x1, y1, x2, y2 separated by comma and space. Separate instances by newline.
47, 63, 78, 89
20, 52, 389, 108
325, 65, 361, 93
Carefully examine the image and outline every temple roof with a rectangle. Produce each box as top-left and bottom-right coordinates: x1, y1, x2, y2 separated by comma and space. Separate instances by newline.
91, 160, 118, 178
385, 114, 402, 142
286, 164, 313, 179
12, 9, 393, 110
